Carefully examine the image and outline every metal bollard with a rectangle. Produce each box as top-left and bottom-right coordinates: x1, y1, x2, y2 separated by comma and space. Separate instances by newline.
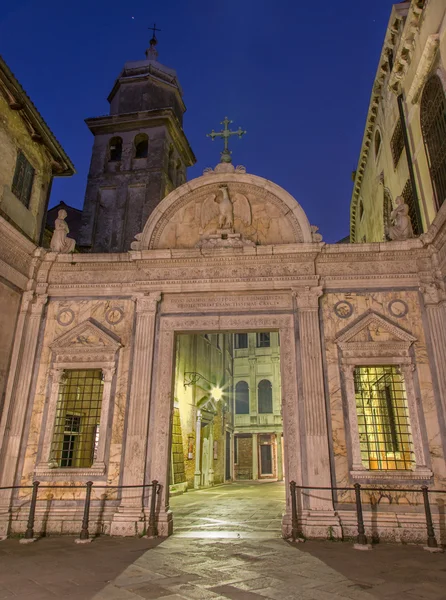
290, 480, 298, 542
24, 481, 40, 540
354, 483, 368, 546
79, 481, 93, 541
421, 486, 438, 549
147, 480, 159, 538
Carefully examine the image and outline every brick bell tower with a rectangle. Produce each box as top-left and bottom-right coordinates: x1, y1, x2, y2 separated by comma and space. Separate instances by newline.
79, 30, 196, 252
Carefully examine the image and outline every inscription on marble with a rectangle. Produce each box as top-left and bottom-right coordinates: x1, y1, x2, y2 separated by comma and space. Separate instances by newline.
162, 294, 292, 313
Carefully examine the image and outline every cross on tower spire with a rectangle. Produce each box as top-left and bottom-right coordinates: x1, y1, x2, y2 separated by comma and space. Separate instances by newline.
206, 117, 246, 163
148, 23, 161, 44
146, 23, 161, 60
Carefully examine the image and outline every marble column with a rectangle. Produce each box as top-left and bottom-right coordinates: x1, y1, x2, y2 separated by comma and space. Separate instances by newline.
194, 411, 202, 489
420, 283, 446, 421
208, 420, 214, 486
294, 287, 335, 513
248, 357, 257, 416
111, 292, 160, 534
252, 433, 259, 479
271, 355, 281, 416
276, 432, 283, 481
0, 292, 47, 534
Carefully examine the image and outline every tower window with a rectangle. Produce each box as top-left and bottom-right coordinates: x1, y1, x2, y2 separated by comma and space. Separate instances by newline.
258, 379, 273, 414
11, 150, 34, 208
420, 75, 446, 210
235, 381, 249, 414
383, 189, 392, 239
134, 134, 148, 159
256, 333, 270, 348
108, 137, 122, 162
354, 366, 414, 470
50, 369, 104, 468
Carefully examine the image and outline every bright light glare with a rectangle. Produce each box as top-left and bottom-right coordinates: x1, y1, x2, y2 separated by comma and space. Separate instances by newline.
211, 386, 223, 401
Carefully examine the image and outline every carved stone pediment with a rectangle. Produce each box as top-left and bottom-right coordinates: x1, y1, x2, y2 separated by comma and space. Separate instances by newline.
131, 171, 313, 250
51, 318, 122, 365
336, 310, 416, 359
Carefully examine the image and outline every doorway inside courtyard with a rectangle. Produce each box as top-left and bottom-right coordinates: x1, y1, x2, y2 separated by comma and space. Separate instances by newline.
168, 331, 285, 536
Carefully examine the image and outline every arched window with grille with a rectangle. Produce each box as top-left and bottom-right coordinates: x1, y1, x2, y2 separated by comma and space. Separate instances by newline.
420, 75, 446, 209
108, 137, 122, 162
134, 133, 148, 159
258, 379, 272, 414
235, 381, 249, 414
383, 188, 393, 240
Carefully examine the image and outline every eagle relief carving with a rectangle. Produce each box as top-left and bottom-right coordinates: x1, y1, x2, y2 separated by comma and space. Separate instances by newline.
197, 185, 255, 248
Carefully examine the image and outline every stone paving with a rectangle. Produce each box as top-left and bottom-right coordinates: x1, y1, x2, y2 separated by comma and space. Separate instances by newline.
1, 482, 446, 599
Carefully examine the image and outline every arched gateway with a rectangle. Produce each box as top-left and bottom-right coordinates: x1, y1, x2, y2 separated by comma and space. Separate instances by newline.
0, 159, 439, 545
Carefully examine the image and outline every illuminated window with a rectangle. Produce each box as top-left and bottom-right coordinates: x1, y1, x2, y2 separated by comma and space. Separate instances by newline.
134, 133, 148, 158
108, 137, 122, 162
420, 75, 446, 210
11, 150, 34, 208
235, 381, 249, 414
51, 370, 104, 468
354, 366, 414, 470
258, 379, 273, 414
256, 333, 270, 348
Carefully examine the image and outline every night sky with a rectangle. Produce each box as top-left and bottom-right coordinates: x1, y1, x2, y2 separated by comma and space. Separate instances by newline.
1, 1, 396, 242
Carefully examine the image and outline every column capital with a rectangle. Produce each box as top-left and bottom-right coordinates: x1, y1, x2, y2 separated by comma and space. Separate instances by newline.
50, 368, 64, 383
102, 366, 116, 383
132, 292, 162, 314
20, 290, 35, 313
292, 286, 323, 310
30, 293, 48, 315
419, 282, 446, 306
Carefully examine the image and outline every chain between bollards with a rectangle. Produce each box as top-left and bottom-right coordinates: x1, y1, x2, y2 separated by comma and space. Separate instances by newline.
421, 485, 438, 549
24, 481, 40, 540
354, 483, 368, 546
79, 481, 93, 541
147, 480, 159, 538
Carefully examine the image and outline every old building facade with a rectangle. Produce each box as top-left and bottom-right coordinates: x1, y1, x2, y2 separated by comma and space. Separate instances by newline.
1, 0, 446, 544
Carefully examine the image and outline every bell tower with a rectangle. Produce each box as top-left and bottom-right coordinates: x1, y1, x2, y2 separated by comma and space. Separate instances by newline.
79, 30, 196, 252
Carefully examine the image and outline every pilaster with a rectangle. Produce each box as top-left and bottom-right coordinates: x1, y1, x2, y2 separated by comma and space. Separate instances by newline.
293, 287, 336, 516
252, 433, 259, 480
111, 292, 160, 535
0, 292, 47, 535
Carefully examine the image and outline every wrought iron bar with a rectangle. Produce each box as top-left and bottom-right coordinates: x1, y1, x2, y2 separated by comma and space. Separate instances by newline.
290, 480, 299, 542
79, 481, 93, 541
354, 483, 368, 546
24, 481, 40, 540
421, 485, 438, 549
147, 480, 159, 537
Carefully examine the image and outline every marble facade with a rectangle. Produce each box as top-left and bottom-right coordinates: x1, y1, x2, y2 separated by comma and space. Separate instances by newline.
1, 163, 446, 543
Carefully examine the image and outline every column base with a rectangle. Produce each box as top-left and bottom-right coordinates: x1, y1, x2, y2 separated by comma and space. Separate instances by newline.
110, 506, 147, 537
155, 508, 173, 537
297, 510, 342, 540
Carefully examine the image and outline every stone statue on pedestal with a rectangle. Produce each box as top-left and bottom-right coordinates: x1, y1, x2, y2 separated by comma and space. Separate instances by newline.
50, 209, 76, 253
387, 196, 414, 241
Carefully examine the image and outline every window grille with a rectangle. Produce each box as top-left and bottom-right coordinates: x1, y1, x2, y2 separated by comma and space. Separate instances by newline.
108, 137, 122, 161
258, 379, 273, 414
51, 369, 104, 468
401, 179, 422, 235
420, 75, 446, 209
11, 150, 34, 208
354, 366, 414, 470
235, 333, 248, 349
256, 332, 270, 348
383, 189, 393, 239
235, 381, 249, 414
391, 119, 404, 168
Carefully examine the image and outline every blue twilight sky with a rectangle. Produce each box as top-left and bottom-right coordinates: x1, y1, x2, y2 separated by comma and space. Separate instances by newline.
1, 0, 397, 242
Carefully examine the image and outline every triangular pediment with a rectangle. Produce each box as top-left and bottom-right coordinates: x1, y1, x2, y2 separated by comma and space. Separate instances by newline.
51, 318, 121, 351
336, 311, 416, 346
